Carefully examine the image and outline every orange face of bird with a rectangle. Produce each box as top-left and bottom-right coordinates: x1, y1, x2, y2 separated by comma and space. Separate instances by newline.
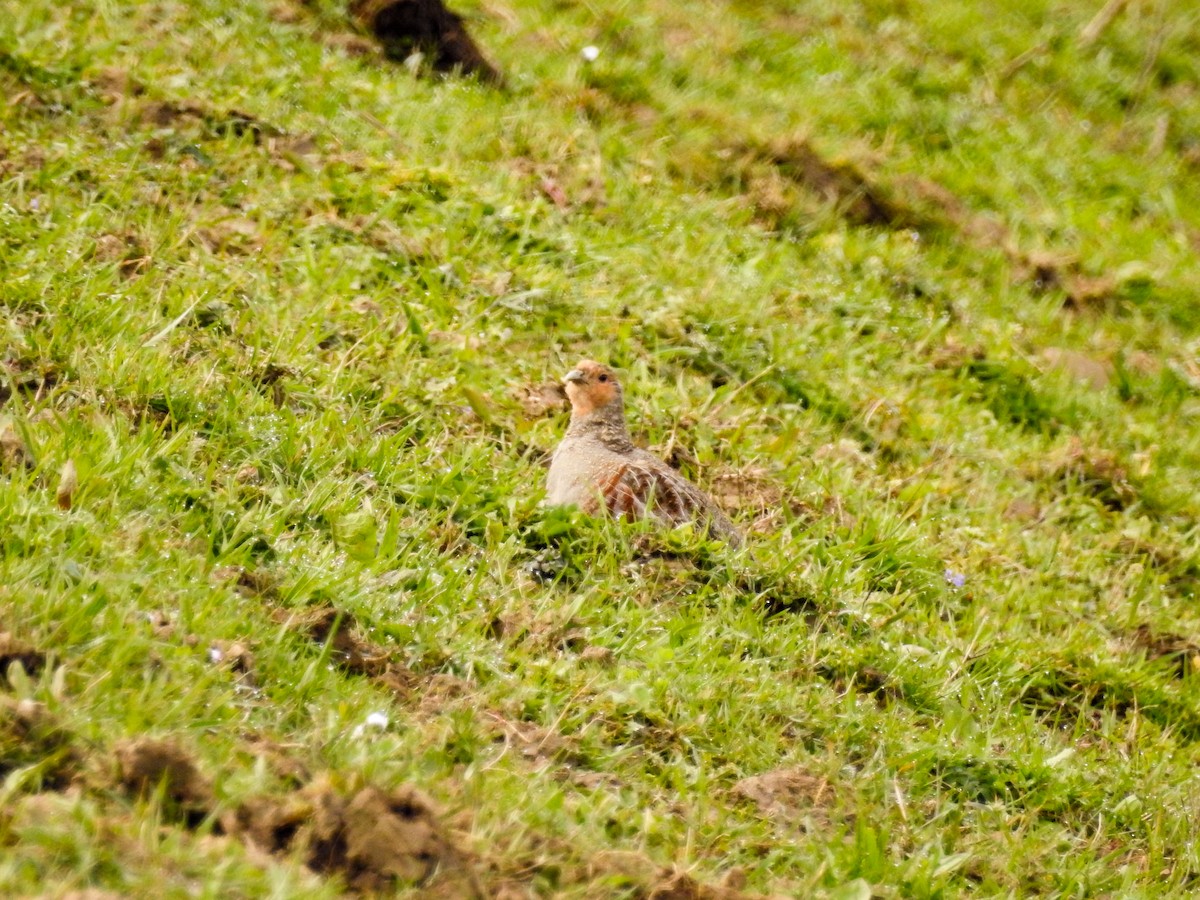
562, 359, 621, 417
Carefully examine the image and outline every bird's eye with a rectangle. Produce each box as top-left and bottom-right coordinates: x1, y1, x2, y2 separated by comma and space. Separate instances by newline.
598, 374, 608, 382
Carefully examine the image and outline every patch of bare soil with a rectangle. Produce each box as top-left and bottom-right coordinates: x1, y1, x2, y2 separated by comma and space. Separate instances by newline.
234, 776, 482, 896
208, 639, 256, 685
891, 176, 1117, 308
115, 738, 215, 824
716, 134, 1115, 306
89, 66, 145, 103
815, 662, 903, 707
135, 98, 282, 140
732, 767, 840, 828
0, 631, 47, 677
193, 217, 266, 255
284, 605, 393, 678
349, 0, 502, 84
91, 231, 151, 278
241, 733, 310, 786
110, 733, 481, 894
1003, 497, 1043, 522
707, 467, 821, 533
746, 136, 908, 228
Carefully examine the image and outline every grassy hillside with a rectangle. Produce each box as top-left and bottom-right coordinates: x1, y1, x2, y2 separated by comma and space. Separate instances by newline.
3, 0, 1200, 895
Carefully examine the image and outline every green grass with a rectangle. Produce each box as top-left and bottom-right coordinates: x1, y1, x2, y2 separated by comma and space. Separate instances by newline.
2, 0, 1200, 895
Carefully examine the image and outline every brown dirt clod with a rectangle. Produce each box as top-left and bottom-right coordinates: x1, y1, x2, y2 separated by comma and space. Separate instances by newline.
92, 232, 151, 279
0, 632, 47, 678
115, 738, 214, 815
350, 0, 503, 84
286, 606, 391, 677
236, 777, 481, 895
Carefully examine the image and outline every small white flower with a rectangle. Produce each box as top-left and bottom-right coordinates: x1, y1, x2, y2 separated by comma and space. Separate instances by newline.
208, 646, 224, 664
352, 711, 390, 740
581, 45, 600, 62
366, 711, 389, 729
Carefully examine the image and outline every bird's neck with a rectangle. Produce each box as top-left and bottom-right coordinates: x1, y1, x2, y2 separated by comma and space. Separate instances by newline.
567, 403, 635, 451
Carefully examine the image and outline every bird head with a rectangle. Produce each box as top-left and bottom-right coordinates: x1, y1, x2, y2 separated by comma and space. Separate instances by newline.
562, 359, 623, 418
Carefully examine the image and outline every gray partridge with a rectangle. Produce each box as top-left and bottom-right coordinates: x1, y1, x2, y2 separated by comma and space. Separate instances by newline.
545, 360, 742, 546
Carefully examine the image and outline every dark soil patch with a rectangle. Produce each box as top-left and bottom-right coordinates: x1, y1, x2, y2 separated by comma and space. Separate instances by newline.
209, 640, 256, 683
745, 136, 908, 228
705, 132, 1116, 305
234, 776, 482, 895
136, 98, 282, 141
91, 231, 150, 278
241, 733, 310, 786
0, 632, 46, 677
283, 605, 393, 678
115, 738, 215, 826
211, 565, 279, 598
349, 0, 502, 84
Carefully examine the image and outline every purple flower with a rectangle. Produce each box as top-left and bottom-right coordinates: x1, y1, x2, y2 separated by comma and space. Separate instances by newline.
944, 569, 966, 589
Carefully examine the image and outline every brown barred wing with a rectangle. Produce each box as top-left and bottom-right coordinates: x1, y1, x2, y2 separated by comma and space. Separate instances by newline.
597, 456, 742, 545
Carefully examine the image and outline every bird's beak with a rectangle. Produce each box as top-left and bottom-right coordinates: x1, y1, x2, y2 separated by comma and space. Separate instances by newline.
563, 369, 585, 384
